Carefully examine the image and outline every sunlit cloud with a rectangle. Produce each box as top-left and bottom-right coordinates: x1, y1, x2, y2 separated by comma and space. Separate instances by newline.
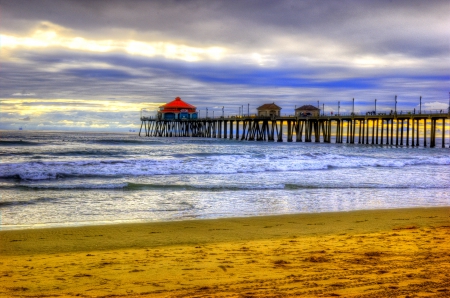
250, 53, 277, 66
1, 92, 182, 131
68, 37, 113, 52
126, 40, 226, 62
1, 31, 114, 52
1, 23, 227, 62
421, 101, 449, 112
0, 98, 164, 116
351, 54, 426, 69
12, 91, 36, 97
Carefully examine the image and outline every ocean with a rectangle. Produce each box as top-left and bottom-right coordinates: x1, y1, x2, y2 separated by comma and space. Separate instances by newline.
1, 130, 449, 230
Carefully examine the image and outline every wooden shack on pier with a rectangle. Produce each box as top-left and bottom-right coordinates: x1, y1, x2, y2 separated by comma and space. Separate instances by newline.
158, 97, 198, 120
295, 105, 320, 117
257, 102, 281, 117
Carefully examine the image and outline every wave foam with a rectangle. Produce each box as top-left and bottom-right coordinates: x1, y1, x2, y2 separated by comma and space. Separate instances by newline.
0, 154, 449, 181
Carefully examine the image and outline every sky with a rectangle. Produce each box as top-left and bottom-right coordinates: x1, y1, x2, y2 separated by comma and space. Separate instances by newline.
1, 0, 449, 132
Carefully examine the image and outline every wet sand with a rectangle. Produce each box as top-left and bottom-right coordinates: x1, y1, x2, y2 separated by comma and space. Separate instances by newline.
1, 207, 449, 297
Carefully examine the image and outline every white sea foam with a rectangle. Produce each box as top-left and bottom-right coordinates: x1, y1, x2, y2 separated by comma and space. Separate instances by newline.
1, 153, 449, 181
1, 131, 449, 229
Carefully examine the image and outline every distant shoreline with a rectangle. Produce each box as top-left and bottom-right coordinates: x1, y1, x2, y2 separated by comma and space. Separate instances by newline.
1, 206, 449, 255
1, 206, 449, 232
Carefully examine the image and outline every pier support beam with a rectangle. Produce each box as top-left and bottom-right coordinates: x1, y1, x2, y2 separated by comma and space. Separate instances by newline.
229, 121, 233, 139
406, 119, 410, 146
442, 119, 446, 148
400, 119, 404, 146
380, 119, 384, 145
277, 120, 283, 142
424, 119, 427, 147
287, 120, 293, 142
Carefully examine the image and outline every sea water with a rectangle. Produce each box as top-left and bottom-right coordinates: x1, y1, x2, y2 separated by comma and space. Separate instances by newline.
0, 130, 449, 230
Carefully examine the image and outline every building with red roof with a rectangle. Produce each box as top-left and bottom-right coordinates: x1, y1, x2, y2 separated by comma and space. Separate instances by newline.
158, 97, 198, 120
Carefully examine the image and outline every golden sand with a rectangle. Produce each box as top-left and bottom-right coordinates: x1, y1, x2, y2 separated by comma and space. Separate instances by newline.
1, 207, 449, 297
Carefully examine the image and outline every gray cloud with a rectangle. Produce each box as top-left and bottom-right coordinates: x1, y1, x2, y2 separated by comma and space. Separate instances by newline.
2, 49, 446, 104
2, 0, 448, 56
0, 0, 448, 131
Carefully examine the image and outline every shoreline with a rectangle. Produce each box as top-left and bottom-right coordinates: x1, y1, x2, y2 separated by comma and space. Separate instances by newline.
1, 207, 449, 255
1, 205, 449, 232
1, 206, 449, 297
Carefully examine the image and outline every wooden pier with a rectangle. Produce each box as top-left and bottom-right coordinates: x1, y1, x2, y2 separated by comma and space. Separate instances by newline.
139, 113, 450, 148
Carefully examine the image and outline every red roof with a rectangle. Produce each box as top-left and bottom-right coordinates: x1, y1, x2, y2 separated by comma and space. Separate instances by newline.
160, 97, 196, 109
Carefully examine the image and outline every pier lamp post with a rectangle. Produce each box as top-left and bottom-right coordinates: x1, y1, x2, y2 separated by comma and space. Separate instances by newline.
242, 105, 244, 117
323, 103, 325, 116
238, 106, 241, 117
394, 95, 397, 114
206, 108, 208, 118
352, 98, 355, 115
375, 99, 377, 114
222, 106, 224, 118
338, 101, 340, 116
419, 96, 422, 114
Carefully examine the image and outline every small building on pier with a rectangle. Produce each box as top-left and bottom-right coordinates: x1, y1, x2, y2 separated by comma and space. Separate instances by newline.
158, 97, 198, 120
295, 105, 320, 117
257, 102, 282, 117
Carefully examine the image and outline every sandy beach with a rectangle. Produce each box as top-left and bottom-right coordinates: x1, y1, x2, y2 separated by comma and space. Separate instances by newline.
1, 207, 449, 297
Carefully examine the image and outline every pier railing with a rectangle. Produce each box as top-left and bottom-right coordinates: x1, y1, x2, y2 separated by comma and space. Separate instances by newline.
139, 112, 450, 148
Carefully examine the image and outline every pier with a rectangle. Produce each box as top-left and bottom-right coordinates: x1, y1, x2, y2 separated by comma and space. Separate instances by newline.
139, 113, 450, 148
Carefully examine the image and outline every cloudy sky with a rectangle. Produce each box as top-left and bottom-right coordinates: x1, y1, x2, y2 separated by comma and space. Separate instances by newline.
1, 0, 449, 131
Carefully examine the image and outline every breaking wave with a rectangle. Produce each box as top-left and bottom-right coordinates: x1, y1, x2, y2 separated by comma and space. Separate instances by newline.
1, 154, 449, 181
